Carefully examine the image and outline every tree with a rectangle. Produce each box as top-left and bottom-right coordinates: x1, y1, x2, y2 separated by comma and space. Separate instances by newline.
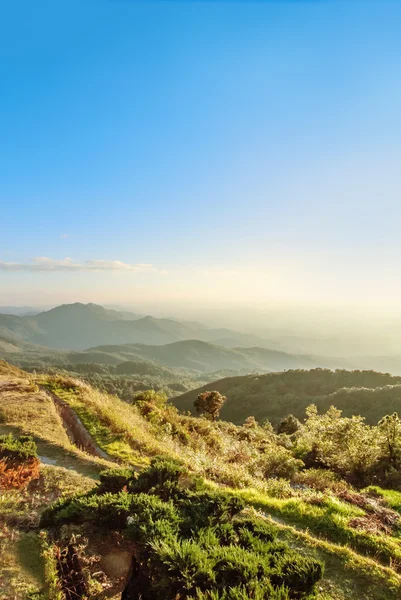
194, 391, 227, 422
261, 418, 274, 433
299, 405, 379, 483
378, 412, 401, 465
277, 414, 302, 435
243, 416, 258, 429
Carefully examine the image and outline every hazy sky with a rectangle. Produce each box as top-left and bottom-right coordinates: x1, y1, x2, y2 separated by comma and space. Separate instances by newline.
2, 0, 401, 311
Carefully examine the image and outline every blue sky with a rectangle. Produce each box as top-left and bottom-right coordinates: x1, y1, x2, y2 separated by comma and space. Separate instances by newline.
2, 0, 401, 310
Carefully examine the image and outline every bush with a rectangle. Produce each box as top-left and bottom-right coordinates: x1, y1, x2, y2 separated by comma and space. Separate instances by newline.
131, 456, 188, 500
256, 446, 303, 480
98, 467, 136, 493
271, 550, 324, 595
178, 490, 245, 534
0, 434, 37, 461
292, 468, 348, 493
0, 434, 39, 489
233, 516, 277, 543
41, 456, 323, 599
277, 414, 302, 436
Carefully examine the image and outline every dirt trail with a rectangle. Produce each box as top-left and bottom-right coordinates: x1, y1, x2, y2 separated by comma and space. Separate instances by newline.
39, 385, 115, 462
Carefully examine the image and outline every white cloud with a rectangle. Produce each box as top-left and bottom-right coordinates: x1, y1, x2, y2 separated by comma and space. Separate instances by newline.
0, 257, 164, 273
60, 233, 69, 239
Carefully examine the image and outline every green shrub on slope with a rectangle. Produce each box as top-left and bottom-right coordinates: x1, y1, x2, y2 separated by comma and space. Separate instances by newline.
41, 457, 323, 599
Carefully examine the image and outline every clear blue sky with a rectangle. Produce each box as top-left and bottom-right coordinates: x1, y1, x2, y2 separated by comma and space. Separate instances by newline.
2, 0, 401, 310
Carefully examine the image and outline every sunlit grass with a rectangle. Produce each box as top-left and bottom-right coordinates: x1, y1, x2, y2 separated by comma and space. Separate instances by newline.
363, 486, 401, 514
230, 487, 401, 570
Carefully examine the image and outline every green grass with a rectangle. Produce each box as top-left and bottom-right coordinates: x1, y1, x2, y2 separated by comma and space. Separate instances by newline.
39, 377, 180, 467
274, 519, 401, 599
0, 531, 46, 600
16, 533, 46, 588
363, 486, 401, 514
230, 487, 401, 571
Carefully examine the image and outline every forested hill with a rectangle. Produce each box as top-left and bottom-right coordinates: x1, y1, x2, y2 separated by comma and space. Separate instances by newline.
173, 368, 401, 426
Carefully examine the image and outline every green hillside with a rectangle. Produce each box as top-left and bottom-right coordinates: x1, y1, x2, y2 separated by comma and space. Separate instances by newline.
173, 368, 401, 425
2, 360, 401, 599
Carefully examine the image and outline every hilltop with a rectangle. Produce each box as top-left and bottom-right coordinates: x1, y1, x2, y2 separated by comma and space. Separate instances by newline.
173, 368, 401, 426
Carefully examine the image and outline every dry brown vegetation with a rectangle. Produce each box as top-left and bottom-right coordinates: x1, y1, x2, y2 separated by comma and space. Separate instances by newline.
0, 457, 40, 490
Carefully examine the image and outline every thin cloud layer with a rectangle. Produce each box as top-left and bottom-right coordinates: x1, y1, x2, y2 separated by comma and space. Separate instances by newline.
0, 257, 163, 273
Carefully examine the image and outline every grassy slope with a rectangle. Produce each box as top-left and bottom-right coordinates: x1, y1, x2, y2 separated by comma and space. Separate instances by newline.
173, 368, 401, 425
0, 361, 113, 477
36, 372, 401, 598
1, 361, 401, 599
0, 361, 111, 599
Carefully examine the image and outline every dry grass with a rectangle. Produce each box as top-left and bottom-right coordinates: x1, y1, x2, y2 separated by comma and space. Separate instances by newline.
39, 374, 299, 492
39, 374, 184, 466
0, 369, 115, 479
0, 375, 71, 447
0, 360, 26, 378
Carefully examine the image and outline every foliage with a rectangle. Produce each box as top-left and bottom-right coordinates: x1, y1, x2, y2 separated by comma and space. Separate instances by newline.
277, 414, 302, 435
132, 389, 168, 406
175, 368, 401, 425
98, 466, 137, 493
195, 391, 227, 422
41, 459, 323, 599
243, 416, 258, 428
295, 406, 379, 486
0, 434, 40, 490
0, 434, 37, 461
292, 469, 348, 493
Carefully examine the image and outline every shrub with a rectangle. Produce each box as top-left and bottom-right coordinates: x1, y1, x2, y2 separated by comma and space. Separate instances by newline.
0, 434, 37, 461
131, 456, 188, 500
0, 434, 39, 489
98, 467, 136, 493
277, 414, 302, 436
256, 446, 303, 480
178, 490, 245, 534
270, 550, 324, 595
292, 468, 348, 493
41, 457, 323, 599
264, 478, 294, 499
233, 516, 277, 543
194, 391, 227, 422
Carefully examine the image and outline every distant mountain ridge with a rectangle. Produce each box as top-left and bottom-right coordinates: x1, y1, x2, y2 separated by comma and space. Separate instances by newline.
0, 302, 276, 351
3, 302, 401, 377
83, 340, 337, 374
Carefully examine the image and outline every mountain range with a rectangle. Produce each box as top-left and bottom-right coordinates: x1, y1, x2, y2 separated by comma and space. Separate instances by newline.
0, 302, 279, 351
2, 302, 401, 378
